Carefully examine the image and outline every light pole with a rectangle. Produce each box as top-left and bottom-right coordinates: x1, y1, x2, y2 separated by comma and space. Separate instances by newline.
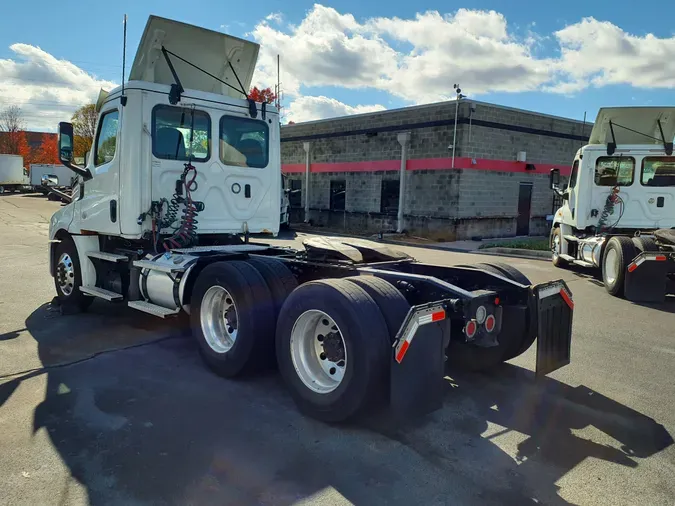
451, 84, 466, 169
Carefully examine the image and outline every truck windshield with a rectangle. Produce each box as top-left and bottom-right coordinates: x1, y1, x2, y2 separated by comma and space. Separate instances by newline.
219, 116, 269, 168
641, 157, 675, 187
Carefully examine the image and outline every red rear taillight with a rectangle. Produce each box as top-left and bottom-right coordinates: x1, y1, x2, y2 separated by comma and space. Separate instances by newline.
485, 314, 496, 333
465, 320, 477, 339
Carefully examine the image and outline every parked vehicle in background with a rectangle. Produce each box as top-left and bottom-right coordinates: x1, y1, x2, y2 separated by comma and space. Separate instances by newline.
30, 163, 76, 194
0, 154, 31, 193
549, 107, 675, 302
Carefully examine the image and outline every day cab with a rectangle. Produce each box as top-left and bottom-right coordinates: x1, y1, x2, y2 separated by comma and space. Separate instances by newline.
549, 107, 675, 301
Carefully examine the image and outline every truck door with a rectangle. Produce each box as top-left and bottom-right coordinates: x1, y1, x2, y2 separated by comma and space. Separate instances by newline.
75, 104, 121, 234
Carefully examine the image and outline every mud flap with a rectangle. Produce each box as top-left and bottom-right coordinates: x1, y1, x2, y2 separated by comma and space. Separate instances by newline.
390, 304, 447, 417
532, 281, 573, 378
624, 253, 670, 302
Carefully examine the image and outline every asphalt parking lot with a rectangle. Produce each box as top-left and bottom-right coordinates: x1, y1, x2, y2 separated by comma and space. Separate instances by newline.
0, 193, 674, 506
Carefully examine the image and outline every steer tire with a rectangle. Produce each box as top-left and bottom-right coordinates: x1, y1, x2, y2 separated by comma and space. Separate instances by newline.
477, 262, 531, 286
276, 279, 390, 422
53, 237, 94, 312
551, 227, 569, 268
632, 237, 659, 253
191, 261, 276, 378
602, 236, 637, 297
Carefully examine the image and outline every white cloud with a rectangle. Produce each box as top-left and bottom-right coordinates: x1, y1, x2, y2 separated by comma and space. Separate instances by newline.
285, 96, 385, 123
250, 5, 675, 118
265, 13, 283, 24
0, 44, 116, 131
553, 17, 675, 90
250, 4, 398, 97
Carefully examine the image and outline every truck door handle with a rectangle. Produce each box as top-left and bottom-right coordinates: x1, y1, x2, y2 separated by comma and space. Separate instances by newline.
244, 184, 251, 198
657, 196, 664, 208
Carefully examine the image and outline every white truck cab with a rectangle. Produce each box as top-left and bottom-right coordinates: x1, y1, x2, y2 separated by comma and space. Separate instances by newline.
549, 107, 675, 301
50, 16, 280, 247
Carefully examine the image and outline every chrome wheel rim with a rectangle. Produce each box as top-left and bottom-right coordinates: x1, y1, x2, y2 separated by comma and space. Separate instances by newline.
200, 285, 238, 353
552, 233, 561, 259
56, 253, 75, 296
290, 310, 347, 394
605, 248, 619, 285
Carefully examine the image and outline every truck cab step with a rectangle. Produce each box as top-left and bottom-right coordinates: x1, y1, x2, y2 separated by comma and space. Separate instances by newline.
127, 300, 180, 318
559, 254, 575, 262
563, 235, 579, 242
572, 259, 595, 268
79, 286, 123, 301
87, 251, 128, 262
133, 259, 185, 273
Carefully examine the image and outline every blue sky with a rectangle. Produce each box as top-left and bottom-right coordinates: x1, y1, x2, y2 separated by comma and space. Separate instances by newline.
1, 0, 673, 129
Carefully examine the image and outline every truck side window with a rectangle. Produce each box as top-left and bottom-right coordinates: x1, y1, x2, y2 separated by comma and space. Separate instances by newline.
220, 116, 269, 168
152, 106, 210, 161
641, 157, 675, 187
94, 110, 119, 167
569, 160, 579, 189
594, 157, 634, 186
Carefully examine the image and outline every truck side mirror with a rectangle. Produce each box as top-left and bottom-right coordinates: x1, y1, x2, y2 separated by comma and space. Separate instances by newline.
58, 122, 92, 180
58, 122, 74, 163
549, 168, 561, 190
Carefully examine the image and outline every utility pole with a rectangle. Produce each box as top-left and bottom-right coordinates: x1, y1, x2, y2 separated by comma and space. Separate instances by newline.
451, 84, 465, 169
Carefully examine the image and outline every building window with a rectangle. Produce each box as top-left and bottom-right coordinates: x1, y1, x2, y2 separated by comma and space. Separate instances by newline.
595, 156, 635, 187
330, 180, 346, 211
94, 109, 119, 166
288, 179, 303, 208
220, 115, 269, 168
381, 179, 399, 214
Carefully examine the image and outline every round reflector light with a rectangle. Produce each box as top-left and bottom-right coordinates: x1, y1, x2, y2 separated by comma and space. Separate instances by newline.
465, 320, 477, 338
485, 314, 496, 333
476, 305, 487, 324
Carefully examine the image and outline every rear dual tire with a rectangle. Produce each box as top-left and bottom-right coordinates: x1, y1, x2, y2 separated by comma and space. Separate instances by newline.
447, 262, 534, 371
602, 237, 637, 297
276, 277, 404, 422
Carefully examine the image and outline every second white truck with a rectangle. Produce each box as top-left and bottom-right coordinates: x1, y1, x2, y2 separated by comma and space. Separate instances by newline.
549, 107, 675, 302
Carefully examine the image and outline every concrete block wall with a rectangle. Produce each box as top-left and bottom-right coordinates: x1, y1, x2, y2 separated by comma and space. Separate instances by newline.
460, 102, 592, 165
281, 99, 588, 239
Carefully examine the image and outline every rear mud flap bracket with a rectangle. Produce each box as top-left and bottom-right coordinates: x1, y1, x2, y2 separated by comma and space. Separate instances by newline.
390, 303, 448, 418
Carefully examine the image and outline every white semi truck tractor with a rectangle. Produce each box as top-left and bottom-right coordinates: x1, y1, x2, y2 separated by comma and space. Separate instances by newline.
549, 107, 675, 302
49, 15, 575, 422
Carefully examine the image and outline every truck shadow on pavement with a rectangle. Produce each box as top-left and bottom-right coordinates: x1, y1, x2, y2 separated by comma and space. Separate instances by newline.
2, 303, 672, 505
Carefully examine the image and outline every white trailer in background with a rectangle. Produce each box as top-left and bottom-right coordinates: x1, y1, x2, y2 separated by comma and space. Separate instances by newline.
0, 154, 30, 193
30, 163, 76, 194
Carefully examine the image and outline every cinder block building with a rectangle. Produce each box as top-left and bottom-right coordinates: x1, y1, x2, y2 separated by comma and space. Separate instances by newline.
281, 99, 590, 241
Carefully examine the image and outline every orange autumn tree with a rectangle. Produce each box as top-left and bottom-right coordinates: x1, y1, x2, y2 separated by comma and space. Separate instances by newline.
34, 134, 59, 164
16, 132, 34, 167
248, 86, 277, 104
